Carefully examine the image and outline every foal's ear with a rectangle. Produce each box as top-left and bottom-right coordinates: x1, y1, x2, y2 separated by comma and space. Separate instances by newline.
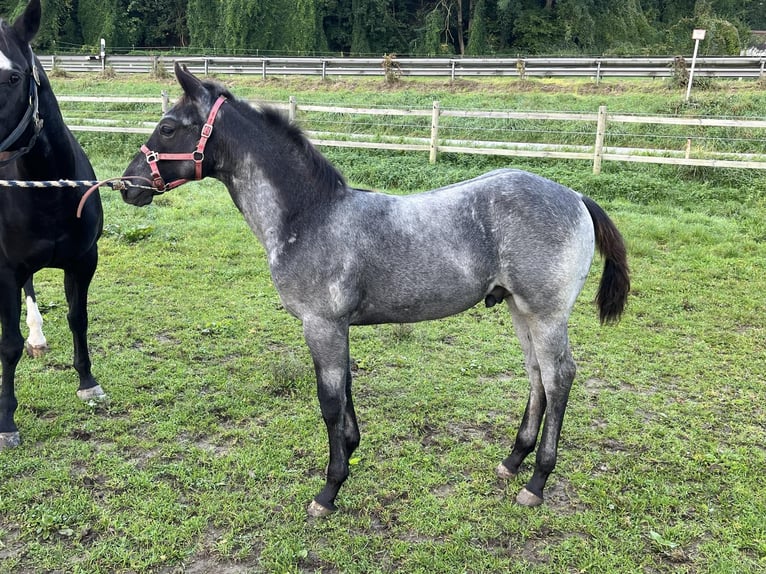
13, 0, 41, 44
175, 62, 207, 102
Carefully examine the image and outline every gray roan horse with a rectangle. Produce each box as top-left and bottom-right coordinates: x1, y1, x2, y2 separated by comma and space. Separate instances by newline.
121, 63, 630, 516
0, 0, 105, 450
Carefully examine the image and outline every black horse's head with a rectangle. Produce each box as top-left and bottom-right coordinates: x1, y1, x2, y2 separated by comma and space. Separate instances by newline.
121, 63, 226, 206
0, 0, 42, 162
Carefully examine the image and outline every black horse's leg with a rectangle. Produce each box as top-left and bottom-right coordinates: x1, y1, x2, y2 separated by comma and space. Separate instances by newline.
302, 316, 355, 517
0, 276, 24, 449
63, 251, 105, 401
517, 318, 576, 506
498, 301, 546, 482
22, 276, 48, 357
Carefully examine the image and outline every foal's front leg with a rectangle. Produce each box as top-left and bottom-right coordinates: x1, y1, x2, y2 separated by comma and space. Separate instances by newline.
302, 316, 359, 517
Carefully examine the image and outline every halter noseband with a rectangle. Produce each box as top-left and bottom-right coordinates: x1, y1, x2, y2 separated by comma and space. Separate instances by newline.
140, 95, 227, 192
0, 49, 43, 166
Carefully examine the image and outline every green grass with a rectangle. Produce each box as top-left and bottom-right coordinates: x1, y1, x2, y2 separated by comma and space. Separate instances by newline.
0, 75, 765, 572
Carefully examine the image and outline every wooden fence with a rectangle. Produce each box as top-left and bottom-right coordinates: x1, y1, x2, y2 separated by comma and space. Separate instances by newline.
60, 95, 766, 173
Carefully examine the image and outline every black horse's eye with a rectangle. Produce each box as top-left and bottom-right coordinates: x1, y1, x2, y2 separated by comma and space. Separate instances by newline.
159, 123, 175, 137
8, 73, 21, 86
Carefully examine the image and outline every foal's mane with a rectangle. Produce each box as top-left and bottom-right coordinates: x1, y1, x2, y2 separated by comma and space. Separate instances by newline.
188, 79, 347, 203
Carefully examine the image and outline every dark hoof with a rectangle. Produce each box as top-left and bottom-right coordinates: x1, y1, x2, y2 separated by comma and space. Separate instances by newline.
0, 432, 21, 450
25, 342, 49, 358
307, 499, 335, 518
495, 462, 516, 480
77, 385, 107, 401
516, 487, 544, 507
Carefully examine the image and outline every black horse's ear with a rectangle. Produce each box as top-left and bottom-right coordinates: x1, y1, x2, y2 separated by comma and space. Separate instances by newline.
175, 62, 207, 102
13, 0, 41, 44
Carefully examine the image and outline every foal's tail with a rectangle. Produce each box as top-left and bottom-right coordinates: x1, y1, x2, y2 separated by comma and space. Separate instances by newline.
581, 196, 630, 324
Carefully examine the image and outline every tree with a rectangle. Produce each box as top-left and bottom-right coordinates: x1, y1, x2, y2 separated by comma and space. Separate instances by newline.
127, 0, 187, 48
187, 0, 221, 51
466, 0, 489, 55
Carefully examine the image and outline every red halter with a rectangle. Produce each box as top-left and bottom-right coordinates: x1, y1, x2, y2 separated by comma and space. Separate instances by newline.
141, 95, 227, 192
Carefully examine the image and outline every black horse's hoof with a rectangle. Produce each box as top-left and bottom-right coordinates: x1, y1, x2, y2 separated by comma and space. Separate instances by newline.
76, 385, 107, 401
0, 432, 21, 450
307, 499, 336, 518
495, 462, 516, 480
25, 341, 49, 358
516, 487, 544, 507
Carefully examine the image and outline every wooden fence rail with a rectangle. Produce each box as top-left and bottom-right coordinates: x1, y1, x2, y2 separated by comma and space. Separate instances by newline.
60, 95, 766, 172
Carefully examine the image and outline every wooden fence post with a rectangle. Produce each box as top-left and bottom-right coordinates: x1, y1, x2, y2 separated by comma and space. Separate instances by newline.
430, 101, 440, 164
161, 91, 169, 113
289, 96, 297, 123
593, 105, 607, 174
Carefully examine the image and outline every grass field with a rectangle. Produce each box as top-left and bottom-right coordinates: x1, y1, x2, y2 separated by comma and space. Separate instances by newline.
0, 75, 765, 573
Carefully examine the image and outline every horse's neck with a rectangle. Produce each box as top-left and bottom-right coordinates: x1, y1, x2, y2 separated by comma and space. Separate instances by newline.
222, 164, 290, 260
19, 89, 85, 180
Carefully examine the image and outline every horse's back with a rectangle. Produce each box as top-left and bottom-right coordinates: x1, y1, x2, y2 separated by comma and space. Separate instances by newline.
298, 168, 595, 324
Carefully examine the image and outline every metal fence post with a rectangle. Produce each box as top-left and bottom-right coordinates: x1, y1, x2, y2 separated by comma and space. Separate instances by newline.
593, 105, 607, 174
430, 101, 440, 164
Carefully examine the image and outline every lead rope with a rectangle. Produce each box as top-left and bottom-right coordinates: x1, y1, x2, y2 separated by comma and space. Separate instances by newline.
0, 176, 157, 218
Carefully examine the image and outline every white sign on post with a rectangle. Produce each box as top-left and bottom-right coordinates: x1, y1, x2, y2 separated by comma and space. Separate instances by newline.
685, 29, 706, 102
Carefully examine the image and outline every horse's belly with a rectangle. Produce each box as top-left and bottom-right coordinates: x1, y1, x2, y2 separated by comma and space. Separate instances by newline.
350, 284, 486, 325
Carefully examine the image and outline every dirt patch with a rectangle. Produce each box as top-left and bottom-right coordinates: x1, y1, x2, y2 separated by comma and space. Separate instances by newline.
542, 478, 585, 515
157, 558, 258, 574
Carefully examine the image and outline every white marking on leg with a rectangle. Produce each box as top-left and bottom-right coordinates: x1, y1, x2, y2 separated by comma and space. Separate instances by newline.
25, 296, 47, 349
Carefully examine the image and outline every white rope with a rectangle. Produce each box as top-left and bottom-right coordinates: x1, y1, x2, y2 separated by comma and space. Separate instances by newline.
0, 179, 101, 188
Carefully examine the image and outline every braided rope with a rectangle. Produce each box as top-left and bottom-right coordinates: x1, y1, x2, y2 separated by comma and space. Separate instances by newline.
0, 177, 158, 218
0, 179, 101, 188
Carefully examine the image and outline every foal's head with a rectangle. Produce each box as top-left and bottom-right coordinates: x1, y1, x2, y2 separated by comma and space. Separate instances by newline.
122, 61, 346, 209
0, 0, 41, 158
120, 62, 233, 206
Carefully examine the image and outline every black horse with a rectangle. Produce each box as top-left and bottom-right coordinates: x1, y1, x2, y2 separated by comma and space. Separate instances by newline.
0, 0, 105, 450
122, 64, 629, 516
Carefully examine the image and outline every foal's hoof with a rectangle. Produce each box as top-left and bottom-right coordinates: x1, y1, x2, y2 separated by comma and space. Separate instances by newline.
0, 432, 21, 450
307, 499, 335, 518
495, 462, 516, 480
516, 487, 544, 507
77, 385, 107, 402
25, 342, 49, 358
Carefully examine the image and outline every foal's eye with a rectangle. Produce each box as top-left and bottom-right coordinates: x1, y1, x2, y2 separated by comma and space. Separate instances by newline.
159, 124, 175, 137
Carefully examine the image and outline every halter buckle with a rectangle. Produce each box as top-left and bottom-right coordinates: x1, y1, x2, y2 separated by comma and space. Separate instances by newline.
201, 123, 214, 138
145, 150, 160, 164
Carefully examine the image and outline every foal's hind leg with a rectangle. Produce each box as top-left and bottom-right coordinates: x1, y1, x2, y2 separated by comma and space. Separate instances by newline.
23, 277, 48, 358
522, 319, 576, 505
64, 253, 105, 401
497, 301, 546, 482
499, 302, 576, 506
